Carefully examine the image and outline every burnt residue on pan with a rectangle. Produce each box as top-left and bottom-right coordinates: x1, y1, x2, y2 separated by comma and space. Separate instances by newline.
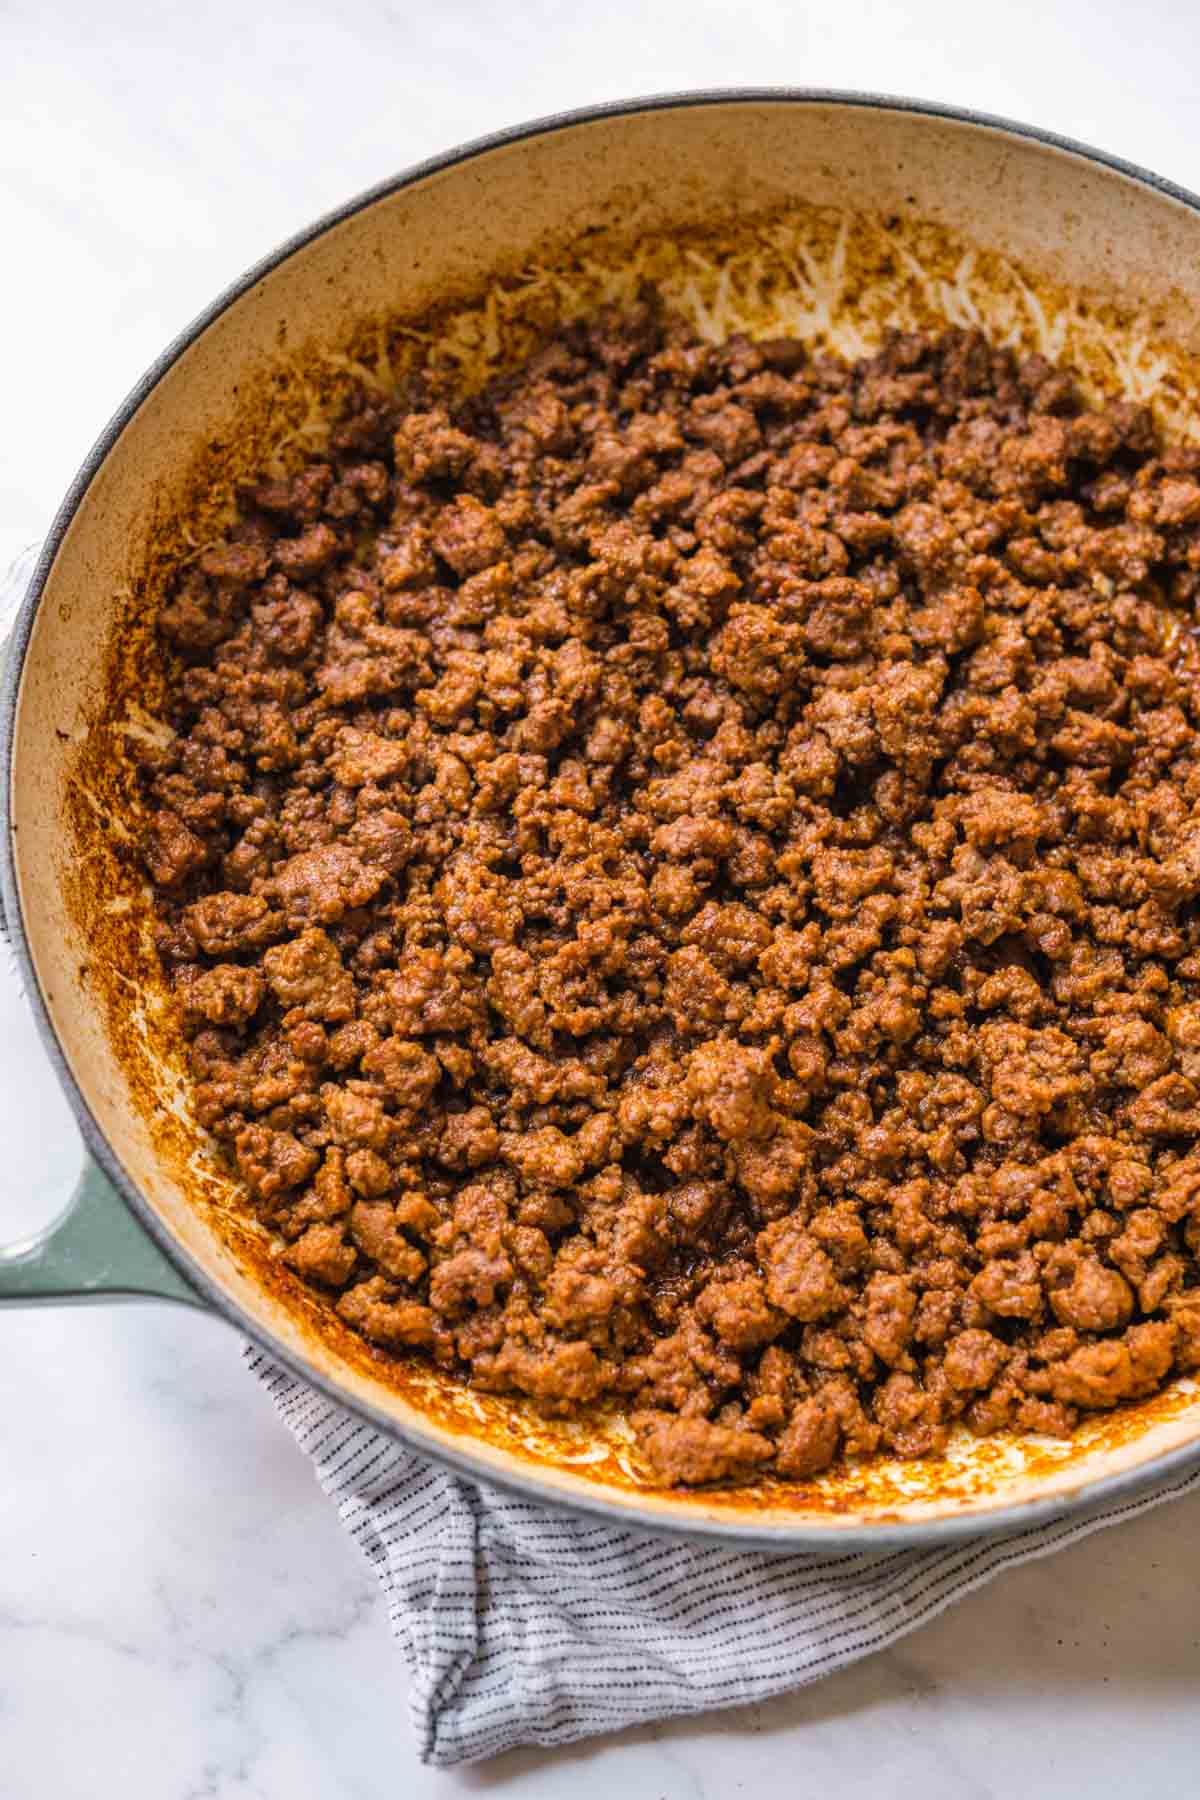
53, 194, 1200, 1517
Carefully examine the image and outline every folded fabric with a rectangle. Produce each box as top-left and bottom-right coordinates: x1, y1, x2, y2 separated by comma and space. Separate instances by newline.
248, 1347, 1200, 1766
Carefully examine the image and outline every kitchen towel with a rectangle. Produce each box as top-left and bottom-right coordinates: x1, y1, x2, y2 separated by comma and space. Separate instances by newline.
4, 547, 1199, 1770
248, 1345, 1200, 1767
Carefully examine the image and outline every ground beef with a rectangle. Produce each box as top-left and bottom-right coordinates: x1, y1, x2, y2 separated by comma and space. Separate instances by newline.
142, 299, 1200, 1487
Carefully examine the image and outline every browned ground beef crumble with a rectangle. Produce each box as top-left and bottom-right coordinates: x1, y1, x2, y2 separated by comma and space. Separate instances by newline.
141, 300, 1200, 1487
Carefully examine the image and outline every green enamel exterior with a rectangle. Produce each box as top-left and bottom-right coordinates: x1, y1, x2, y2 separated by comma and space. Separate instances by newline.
0, 1155, 205, 1307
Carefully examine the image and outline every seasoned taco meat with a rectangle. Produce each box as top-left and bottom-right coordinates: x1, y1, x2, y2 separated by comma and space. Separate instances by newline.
141, 298, 1200, 1485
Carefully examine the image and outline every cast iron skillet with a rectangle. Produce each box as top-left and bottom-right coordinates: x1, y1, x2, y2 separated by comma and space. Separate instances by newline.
5, 90, 1200, 1547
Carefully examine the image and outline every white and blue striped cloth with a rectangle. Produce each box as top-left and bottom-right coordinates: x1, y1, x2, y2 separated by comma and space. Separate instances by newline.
248, 1348, 1200, 1766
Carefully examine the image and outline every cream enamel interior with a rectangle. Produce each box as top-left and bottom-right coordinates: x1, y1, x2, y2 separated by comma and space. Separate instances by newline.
14, 97, 1200, 1539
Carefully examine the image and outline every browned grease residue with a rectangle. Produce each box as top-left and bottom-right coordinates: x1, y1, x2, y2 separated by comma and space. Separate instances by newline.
56, 191, 1200, 1519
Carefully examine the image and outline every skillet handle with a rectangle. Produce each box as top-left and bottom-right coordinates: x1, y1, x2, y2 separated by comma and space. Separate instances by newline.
0, 1152, 208, 1308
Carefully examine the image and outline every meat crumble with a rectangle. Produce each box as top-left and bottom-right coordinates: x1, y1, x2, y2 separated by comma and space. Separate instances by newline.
141, 299, 1200, 1487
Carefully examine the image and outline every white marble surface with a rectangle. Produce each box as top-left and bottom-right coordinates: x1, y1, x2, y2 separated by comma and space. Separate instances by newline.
3, 1, 1200, 1792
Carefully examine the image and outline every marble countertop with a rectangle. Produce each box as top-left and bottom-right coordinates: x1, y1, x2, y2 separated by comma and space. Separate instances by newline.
3, 2, 1200, 1793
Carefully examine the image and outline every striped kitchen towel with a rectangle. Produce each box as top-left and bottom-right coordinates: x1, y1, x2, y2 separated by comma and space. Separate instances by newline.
247, 1346, 1200, 1766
